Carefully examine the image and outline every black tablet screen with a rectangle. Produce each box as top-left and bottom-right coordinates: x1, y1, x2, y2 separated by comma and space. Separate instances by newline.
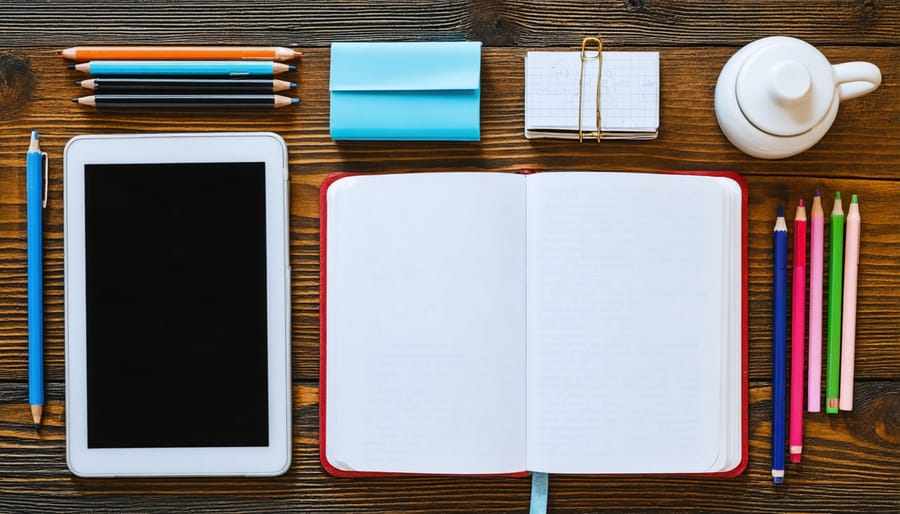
84, 162, 269, 448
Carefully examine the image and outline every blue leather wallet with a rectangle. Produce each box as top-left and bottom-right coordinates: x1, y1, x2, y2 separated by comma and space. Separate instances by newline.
330, 41, 482, 141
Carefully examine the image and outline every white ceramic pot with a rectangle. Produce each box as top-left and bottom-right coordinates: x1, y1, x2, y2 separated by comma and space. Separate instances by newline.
715, 36, 881, 159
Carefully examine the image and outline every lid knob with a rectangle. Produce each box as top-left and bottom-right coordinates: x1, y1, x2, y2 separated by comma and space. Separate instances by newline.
769, 60, 811, 105
735, 39, 835, 137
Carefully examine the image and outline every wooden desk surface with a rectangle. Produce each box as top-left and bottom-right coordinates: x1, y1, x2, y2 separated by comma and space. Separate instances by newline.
0, 2, 897, 512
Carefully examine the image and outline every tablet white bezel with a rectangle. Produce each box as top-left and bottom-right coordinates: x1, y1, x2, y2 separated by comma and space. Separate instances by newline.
64, 133, 291, 477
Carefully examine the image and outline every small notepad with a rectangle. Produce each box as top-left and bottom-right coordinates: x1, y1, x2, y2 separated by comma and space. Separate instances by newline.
524, 51, 659, 140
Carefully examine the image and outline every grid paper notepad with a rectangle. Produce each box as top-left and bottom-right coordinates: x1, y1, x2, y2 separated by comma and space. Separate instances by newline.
524, 51, 659, 140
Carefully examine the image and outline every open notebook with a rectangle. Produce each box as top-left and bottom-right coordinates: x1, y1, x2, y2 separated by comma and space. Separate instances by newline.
320, 171, 747, 477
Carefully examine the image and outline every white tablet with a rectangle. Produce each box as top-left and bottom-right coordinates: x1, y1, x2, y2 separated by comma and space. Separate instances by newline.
64, 133, 291, 477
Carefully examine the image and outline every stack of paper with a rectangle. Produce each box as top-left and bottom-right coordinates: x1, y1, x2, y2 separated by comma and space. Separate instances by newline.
524, 51, 659, 140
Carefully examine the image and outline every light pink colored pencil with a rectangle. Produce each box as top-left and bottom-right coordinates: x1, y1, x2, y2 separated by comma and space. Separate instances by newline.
807, 190, 824, 412
790, 200, 807, 462
839, 195, 860, 411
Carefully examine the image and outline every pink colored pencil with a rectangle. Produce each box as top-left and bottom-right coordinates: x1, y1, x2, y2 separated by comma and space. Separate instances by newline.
839, 195, 861, 411
807, 190, 824, 412
790, 199, 807, 463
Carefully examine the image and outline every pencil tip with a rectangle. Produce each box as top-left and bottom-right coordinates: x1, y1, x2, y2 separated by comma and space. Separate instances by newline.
798, 198, 804, 207
835, 191, 841, 199
288, 65, 297, 71
851, 194, 858, 203
71, 98, 78, 103
290, 82, 297, 88
74, 81, 81, 85
67, 64, 75, 70
291, 98, 300, 105
31, 405, 43, 427
815, 187, 820, 196
777, 205, 783, 217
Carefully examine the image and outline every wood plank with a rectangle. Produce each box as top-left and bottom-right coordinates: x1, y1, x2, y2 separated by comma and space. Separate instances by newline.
0, 1, 896, 47
3, 171, 898, 382
0, 382, 896, 512
0, 47, 896, 176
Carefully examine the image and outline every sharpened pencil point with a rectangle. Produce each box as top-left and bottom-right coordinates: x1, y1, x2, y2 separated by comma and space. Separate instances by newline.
798, 198, 804, 207
835, 191, 841, 200
290, 82, 297, 88
291, 98, 300, 105
31, 405, 42, 428
851, 194, 858, 204
71, 98, 78, 103
815, 188, 820, 196
74, 81, 81, 85
777, 205, 783, 217
67, 64, 75, 70
288, 65, 297, 71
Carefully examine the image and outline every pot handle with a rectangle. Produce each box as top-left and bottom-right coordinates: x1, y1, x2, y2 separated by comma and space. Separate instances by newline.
833, 62, 882, 101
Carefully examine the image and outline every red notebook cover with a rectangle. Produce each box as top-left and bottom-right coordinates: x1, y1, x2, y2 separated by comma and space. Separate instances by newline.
319, 170, 749, 478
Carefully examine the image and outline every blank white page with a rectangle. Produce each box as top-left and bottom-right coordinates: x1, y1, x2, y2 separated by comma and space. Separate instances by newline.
525, 172, 737, 473
325, 172, 527, 474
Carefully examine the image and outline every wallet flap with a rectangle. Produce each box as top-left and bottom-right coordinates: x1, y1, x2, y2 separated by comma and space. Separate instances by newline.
330, 41, 482, 92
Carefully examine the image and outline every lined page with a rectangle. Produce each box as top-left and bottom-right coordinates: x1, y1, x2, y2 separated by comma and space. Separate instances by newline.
525, 172, 737, 473
325, 173, 527, 474
524, 51, 659, 136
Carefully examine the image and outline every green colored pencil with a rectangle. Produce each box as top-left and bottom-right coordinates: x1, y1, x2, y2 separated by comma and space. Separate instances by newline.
825, 192, 845, 413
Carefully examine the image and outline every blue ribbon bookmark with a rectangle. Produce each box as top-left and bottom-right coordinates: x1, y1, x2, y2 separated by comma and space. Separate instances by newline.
529, 472, 549, 514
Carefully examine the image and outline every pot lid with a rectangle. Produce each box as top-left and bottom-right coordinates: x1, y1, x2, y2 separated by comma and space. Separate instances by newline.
736, 38, 835, 137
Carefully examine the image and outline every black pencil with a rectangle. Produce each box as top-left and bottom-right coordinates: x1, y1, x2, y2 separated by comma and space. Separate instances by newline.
72, 94, 299, 108
76, 78, 297, 93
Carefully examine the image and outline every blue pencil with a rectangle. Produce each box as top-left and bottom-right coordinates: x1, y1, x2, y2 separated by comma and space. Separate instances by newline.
26, 131, 46, 429
772, 205, 788, 483
70, 60, 295, 77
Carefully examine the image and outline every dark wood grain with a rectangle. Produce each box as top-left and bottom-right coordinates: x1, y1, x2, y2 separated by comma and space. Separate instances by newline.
0, 382, 897, 513
0, 47, 897, 176
4, 176, 900, 383
0, 48, 897, 383
0, 2, 898, 511
0, 1, 897, 47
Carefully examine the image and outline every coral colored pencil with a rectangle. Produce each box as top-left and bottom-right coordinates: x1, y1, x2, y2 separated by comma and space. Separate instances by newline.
839, 195, 861, 411
790, 200, 807, 463
58, 46, 302, 62
807, 191, 824, 412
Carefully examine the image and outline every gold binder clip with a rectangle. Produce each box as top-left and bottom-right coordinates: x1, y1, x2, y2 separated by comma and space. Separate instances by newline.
578, 37, 603, 142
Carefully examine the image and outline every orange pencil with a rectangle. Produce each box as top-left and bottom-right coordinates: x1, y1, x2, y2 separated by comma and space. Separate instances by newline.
57, 46, 302, 62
